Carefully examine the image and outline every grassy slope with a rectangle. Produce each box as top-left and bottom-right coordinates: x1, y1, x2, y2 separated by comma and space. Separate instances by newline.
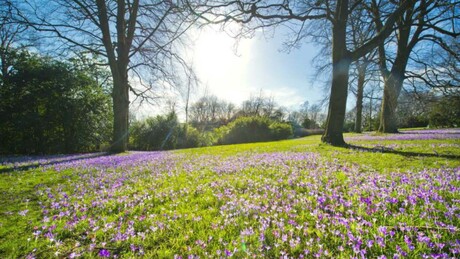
0, 132, 459, 257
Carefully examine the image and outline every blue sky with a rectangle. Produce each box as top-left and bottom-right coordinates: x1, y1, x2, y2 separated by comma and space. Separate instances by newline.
190, 25, 325, 110
133, 25, 331, 119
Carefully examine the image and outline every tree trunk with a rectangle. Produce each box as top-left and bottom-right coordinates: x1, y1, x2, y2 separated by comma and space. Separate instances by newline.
354, 64, 366, 133
111, 72, 129, 153
376, 2, 413, 133
378, 75, 403, 133
322, 58, 351, 146
321, 0, 350, 146
378, 53, 407, 133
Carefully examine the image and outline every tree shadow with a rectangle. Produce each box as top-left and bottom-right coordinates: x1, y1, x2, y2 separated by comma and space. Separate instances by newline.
346, 144, 460, 160
0, 152, 112, 174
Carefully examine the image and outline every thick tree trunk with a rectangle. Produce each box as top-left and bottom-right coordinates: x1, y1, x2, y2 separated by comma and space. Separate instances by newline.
354, 65, 365, 133
111, 73, 129, 153
321, 0, 350, 146
378, 56, 407, 133
376, 2, 414, 133
378, 75, 402, 133
322, 58, 351, 146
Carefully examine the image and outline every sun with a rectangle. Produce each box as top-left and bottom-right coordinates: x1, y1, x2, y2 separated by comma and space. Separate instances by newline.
193, 29, 251, 86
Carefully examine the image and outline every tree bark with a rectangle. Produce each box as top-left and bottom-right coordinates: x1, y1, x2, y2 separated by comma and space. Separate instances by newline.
375, 0, 424, 133
95, 0, 138, 152
111, 72, 130, 153
378, 41, 409, 133
378, 71, 404, 133
354, 63, 366, 133
321, 0, 350, 146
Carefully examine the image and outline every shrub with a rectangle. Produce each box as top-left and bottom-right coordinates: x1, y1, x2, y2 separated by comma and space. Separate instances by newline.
130, 115, 211, 151
343, 121, 356, 133
293, 128, 324, 137
176, 125, 212, 149
270, 122, 293, 140
0, 51, 112, 154
429, 96, 460, 128
129, 113, 179, 150
216, 116, 293, 145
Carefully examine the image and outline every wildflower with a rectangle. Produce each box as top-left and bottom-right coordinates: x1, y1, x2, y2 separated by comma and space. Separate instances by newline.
98, 249, 110, 258
18, 209, 29, 216
378, 226, 387, 236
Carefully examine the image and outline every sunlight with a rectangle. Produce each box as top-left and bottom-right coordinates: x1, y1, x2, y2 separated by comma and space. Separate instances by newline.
191, 26, 254, 103
193, 28, 251, 78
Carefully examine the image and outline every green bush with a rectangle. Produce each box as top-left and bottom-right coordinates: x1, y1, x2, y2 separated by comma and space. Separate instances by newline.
0, 51, 112, 154
429, 96, 460, 128
129, 113, 179, 150
216, 116, 293, 145
176, 125, 213, 149
270, 122, 293, 140
129, 114, 210, 151
343, 121, 356, 133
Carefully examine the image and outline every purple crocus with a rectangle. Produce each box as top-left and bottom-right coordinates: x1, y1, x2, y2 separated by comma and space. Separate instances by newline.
98, 249, 110, 258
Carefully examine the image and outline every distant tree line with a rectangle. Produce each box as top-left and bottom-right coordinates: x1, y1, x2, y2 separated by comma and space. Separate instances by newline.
129, 93, 305, 151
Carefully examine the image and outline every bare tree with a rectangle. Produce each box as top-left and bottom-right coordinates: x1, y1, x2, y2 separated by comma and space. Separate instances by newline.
0, 0, 31, 82
14, 0, 198, 152
180, 66, 199, 126
369, 0, 460, 133
406, 37, 459, 97
186, 0, 414, 145
241, 90, 276, 117
311, 3, 380, 133
190, 94, 233, 130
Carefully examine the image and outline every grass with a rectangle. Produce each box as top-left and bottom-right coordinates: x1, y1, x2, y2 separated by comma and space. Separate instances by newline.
0, 129, 459, 258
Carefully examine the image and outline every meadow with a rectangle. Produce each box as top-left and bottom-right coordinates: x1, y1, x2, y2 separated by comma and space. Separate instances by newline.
0, 129, 459, 258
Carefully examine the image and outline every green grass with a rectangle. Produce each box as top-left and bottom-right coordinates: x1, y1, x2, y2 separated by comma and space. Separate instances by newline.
0, 132, 459, 258
178, 134, 460, 172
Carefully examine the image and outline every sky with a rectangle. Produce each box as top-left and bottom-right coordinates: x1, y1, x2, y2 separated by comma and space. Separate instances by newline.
133, 25, 330, 120
190, 25, 325, 109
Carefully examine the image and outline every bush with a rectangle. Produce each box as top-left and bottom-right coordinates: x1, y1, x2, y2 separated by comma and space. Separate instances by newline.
0, 51, 112, 154
429, 96, 460, 128
343, 121, 355, 133
129, 113, 180, 150
399, 116, 429, 128
293, 128, 324, 137
129, 114, 210, 151
216, 116, 293, 145
301, 117, 318, 129
270, 122, 293, 140
176, 125, 213, 149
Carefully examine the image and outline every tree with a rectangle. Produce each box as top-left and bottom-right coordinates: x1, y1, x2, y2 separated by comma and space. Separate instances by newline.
190, 94, 233, 130
0, 0, 31, 82
0, 50, 112, 154
429, 95, 460, 127
241, 91, 276, 118
396, 91, 432, 128
15, 0, 197, 152
347, 6, 381, 133
187, 0, 414, 145
407, 37, 460, 97
370, 0, 460, 133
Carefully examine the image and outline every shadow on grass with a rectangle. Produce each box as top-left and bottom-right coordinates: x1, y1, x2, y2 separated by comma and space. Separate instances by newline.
346, 144, 460, 160
0, 152, 112, 174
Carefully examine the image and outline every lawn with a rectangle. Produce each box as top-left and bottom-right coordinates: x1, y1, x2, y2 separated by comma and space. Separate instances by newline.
1, 129, 459, 258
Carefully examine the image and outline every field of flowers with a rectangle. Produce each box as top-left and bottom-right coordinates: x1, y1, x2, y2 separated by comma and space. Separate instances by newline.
1, 129, 459, 258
